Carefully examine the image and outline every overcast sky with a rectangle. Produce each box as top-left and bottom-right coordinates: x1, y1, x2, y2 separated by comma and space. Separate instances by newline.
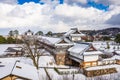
0, 0, 120, 35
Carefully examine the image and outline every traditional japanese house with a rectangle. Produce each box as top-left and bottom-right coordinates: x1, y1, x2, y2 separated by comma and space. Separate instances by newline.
68, 43, 104, 68
64, 28, 87, 42
5, 47, 23, 57
37, 36, 74, 65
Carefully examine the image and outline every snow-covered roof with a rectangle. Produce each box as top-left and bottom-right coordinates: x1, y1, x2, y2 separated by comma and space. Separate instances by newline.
25, 30, 33, 33
55, 43, 73, 46
83, 51, 103, 55
68, 43, 89, 54
112, 55, 120, 60
0, 44, 20, 55
12, 62, 38, 80
90, 54, 120, 62
55, 37, 72, 44
115, 50, 120, 55
0, 58, 20, 65
38, 36, 61, 44
55, 38, 74, 46
64, 29, 75, 36
0, 62, 14, 79
68, 43, 103, 61
70, 33, 86, 36
5, 47, 22, 52
64, 28, 86, 37
0, 61, 39, 80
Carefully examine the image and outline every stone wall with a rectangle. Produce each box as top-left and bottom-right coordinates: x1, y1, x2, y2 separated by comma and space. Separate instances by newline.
65, 57, 73, 65
84, 68, 117, 77
116, 60, 120, 65
55, 53, 66, 65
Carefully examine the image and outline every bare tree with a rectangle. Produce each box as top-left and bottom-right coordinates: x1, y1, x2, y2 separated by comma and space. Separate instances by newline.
23, 36, 43, 69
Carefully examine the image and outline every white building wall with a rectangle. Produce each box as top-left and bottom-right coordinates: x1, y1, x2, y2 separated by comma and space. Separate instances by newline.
71, 36, 81, 41
84, 55, 99, 62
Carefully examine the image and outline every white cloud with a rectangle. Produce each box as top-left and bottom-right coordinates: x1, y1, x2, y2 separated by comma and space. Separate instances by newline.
65, 0, 87, 5
0, 1, 120, 34
94, 0, 120, 5
106, 14, 120, 25
0, 0, 17, 4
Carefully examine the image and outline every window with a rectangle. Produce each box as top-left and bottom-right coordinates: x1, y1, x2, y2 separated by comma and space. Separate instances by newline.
84, 63, 91, 67
16, 66, 22, 69
92, 62, 97, 66
98, 61, 102, 66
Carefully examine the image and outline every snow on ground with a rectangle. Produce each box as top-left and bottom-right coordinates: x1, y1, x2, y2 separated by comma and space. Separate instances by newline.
0, 44, 21, 55
74, 74, 86, 80
47, 69, 73, 80
38, 68, 47, 80
92, 41, 120, 53
39, 56, 55, 67
39, 56, 70, 68
47, 68, 86, 80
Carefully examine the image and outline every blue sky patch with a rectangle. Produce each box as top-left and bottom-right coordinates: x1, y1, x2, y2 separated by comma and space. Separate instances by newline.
87, 1, 109, 11
18, 0, 64, 4
59, 0, 64, 4
18, 0, 40, 4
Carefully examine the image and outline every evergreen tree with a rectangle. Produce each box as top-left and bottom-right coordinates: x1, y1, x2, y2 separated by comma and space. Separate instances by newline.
102, 36, 110, 41
106, 42, 110, 49
9, 30, 14, 36
14, 30, 19, 43
115, 34, 120, 44
46, 31, 52, 36
7, 37, 15, 44
35, 31, 43, 35
14, 30, 19, 36
0, 36, 6, 44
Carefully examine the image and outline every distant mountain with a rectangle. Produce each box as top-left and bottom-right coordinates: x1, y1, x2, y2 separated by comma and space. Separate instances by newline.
97, 27, 120, 36
52, 27, 120, 37
80, 27, 120, 37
